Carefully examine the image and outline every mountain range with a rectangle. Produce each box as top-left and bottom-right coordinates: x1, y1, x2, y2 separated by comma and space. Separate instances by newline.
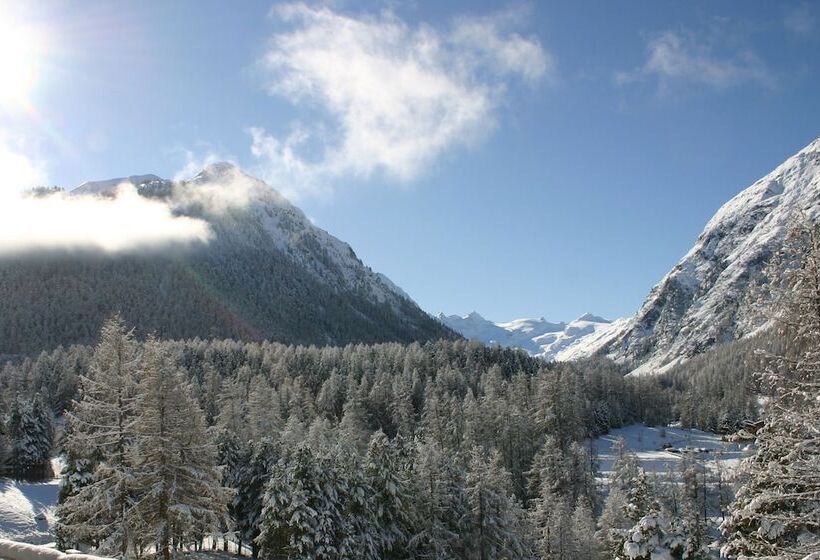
436, 312, 623, 361
442, 137, 820, 374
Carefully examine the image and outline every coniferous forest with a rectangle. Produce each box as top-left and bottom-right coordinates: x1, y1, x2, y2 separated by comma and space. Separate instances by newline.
2, 221, 819, 559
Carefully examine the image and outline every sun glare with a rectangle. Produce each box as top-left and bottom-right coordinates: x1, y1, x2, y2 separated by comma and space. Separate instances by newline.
0, 23, 42, 108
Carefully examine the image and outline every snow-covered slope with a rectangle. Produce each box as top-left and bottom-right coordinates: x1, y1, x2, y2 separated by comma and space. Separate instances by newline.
175, 162, 410, 305
583, 137, 820, 374
72, 174, 162, 196
437, 311, 618, 360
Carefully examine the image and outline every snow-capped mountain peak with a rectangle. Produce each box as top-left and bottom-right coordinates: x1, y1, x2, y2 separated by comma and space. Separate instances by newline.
577, 136, 820, 375
438, 311, 618, 360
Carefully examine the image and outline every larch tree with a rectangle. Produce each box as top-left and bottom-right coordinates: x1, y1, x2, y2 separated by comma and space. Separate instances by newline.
56, 314, 140, 555
130, 338, 230, 560
722, 220, 820, 559
465, 446, 532, 560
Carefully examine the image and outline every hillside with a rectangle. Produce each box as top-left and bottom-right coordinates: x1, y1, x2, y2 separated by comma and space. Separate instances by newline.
0, 164, 455, 356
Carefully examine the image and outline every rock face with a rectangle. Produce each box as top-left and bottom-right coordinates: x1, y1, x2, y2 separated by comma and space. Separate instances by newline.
0, 163, 455, 356
594, 137, 820, 374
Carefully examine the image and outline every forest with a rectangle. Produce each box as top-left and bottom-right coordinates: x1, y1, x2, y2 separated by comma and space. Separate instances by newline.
0, 224, 818, 560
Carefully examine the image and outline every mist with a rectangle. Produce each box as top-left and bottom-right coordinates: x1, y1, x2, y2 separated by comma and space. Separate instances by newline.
0, 184, 213, 255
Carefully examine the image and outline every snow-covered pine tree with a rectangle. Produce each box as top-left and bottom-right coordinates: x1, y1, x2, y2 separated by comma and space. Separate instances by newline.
7, 394, 53, 479
130, 338, 231, 560
256, 445, 347, 560
598, 439, 642, 555
364, 431, 413, 559
56, 315, 139, 555
722, 220, 820, 559
619, 506, 691, 560
530, 487, 574, 560
679, 452, 709, 557
465, 446, 532, 560
234, 438, 277, 558
338, 380, 371, 453
408, 437, 470, 559
56, 419, 97, 551
571, 497, 603, 560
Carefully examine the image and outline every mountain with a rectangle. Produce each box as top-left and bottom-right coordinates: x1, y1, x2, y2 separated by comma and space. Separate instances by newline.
437, 311, 620, 360
582, 137, 820, 374
0, 163, 455, 356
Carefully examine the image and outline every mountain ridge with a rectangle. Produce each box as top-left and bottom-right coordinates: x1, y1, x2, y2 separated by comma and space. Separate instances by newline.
0, 164, 455, 356
579, 136, 820, 374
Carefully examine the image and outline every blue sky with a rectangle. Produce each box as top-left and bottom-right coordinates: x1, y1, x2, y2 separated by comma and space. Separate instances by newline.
1, 1, 819, 322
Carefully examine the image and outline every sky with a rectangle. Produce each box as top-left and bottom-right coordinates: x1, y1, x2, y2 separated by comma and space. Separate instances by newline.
0, 0, 818, 322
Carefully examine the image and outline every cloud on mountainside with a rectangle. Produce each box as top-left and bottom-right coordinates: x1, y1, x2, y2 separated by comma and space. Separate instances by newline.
0, 185, 213, 255
0, 138, 214, 254
248, 2, 552, 199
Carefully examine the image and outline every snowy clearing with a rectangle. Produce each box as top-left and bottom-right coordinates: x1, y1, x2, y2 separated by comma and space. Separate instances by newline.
593, 423, 752, 479
0, 460, 62, 545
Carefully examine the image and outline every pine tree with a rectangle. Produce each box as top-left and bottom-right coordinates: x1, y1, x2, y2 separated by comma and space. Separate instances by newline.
234, 439, 277, 558
409, 438, 470, 560
465, 446, 532, 560
598, 439, 643, 556
130, 339, 230, 560
722, 221, 820, 559
619, 506, 691, 560
56, 315, 139, 555
530, 488, 574, 560
257, 445, 347, 560
571, 497, 603, 560
679, 452, 709, 557
7, 394, 53, 479
364, 431, 413, 559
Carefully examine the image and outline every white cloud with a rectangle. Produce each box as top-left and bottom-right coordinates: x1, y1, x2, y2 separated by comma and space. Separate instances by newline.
0, 185, 212, 255
0, 133, 47, 194
617, 30, 774, 92
172, 145, 235, 181
173, 162, 281, 214
251, 2, 550, 199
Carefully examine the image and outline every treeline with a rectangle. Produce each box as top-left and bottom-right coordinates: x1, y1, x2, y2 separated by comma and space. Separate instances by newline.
660, 335, 764, 433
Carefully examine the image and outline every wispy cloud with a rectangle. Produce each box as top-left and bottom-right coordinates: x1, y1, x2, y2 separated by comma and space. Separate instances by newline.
616, 29, 774, 93
784, 3, 816, 38
250, 2, 551, 199
172, 144, 235, 181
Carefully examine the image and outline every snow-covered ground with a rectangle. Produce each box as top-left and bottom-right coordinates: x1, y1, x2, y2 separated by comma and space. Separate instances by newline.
593, 424, 752, 480
0, 460, 62, 545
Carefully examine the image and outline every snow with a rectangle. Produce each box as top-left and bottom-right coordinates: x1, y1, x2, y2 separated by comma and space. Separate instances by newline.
0, 539, 116, 560
437, 311, 621, 361
71, 175, 161, 196
0, 461, 62, 545
582, 136, 820, 375
592, 424, 751, 479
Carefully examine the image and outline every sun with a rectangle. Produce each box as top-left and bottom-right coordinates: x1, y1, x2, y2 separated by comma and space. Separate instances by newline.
0, 23, 42, 108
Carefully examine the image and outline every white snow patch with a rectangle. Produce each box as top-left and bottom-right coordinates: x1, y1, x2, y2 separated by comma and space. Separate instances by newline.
0, 479, 60, 545
592, 424, 751, 479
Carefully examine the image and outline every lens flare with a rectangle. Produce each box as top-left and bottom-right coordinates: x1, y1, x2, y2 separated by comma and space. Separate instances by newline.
0, 22, 42, 108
